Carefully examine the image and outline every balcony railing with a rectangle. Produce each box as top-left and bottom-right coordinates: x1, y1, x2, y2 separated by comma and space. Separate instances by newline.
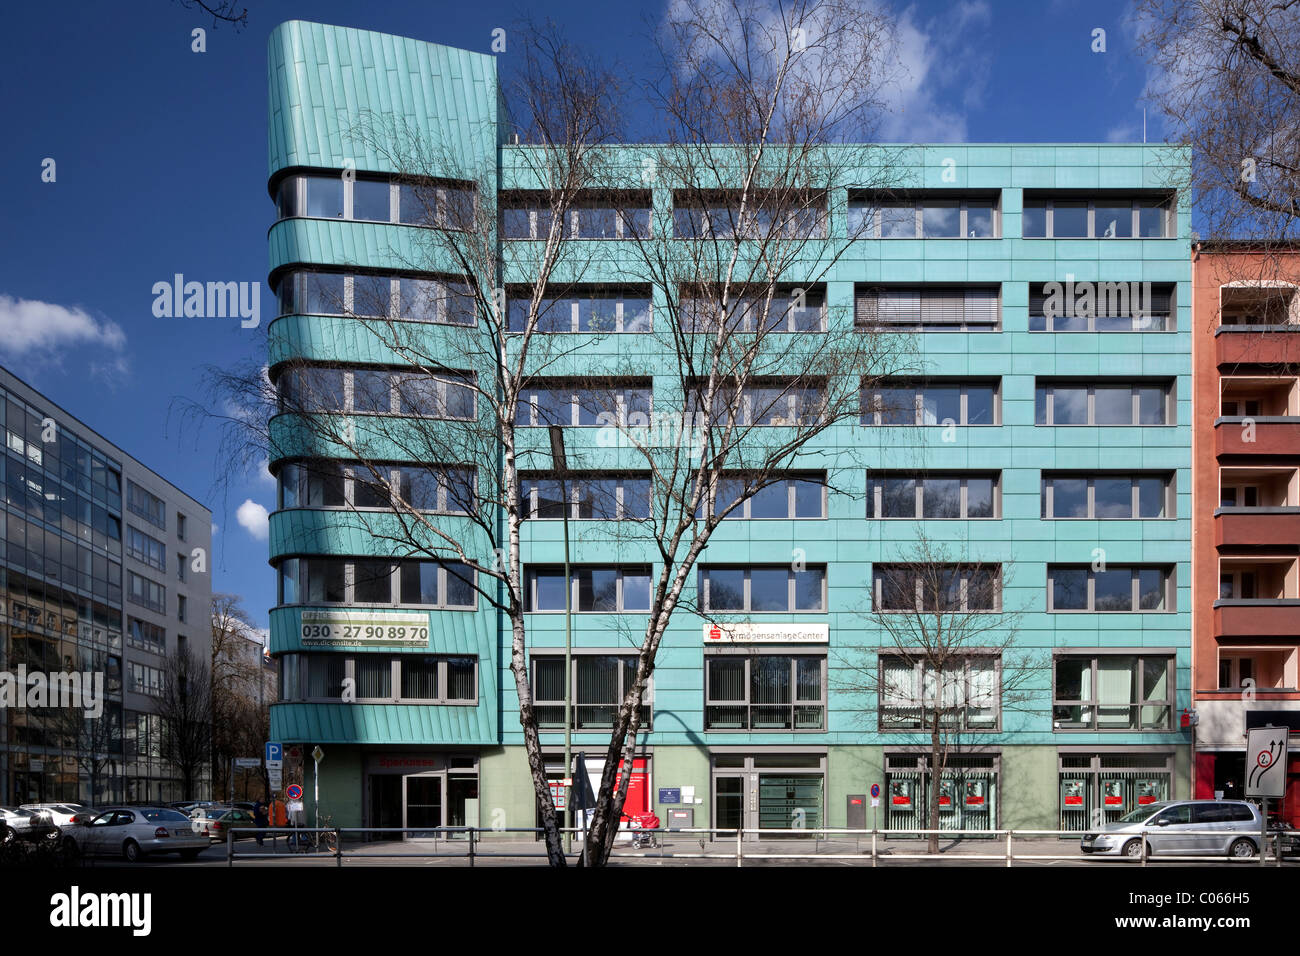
1213, 599, 1300, 638
1216, 325, 1300, 366
1215, 417, 1300, 456
1215, 507, 1300, 547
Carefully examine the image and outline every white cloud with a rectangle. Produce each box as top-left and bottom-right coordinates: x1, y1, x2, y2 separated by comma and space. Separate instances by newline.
211, 522, 220, 536
235, 499, 270, 540
256, 459, 276, 485
0, 295, 127, 356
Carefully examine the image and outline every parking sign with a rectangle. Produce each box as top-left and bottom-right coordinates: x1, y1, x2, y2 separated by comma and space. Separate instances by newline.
265, 741, 283, 769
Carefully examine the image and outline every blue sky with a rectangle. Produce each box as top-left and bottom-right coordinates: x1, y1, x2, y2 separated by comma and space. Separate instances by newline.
0, 0, 1161, 628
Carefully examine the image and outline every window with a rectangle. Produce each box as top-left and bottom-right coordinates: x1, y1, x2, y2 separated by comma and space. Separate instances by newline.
125, 526, 167, 571
530, 654, 650, 729
1220, 286, 1297, 326
848, 193, 999, 238
176, 553, 186, 582
680, 286, 826, 333
687, 379, 825, 427
1022, 194, 1172, 238
515, 381, 651, 427
126, 481, 165, 529
1047, 565, 1172, 612
699, 566, 826, 612
283, 655, 478, 704
1041, 473, 1173, 519
277, 366, 476, 420
507, 288, 652, 333
127, 571, 166, 613
127, 661, 164, 697
861, 380, 998, 426
276, 557, 476, 609
278, 462, 473, 514
873, 564, 1001, 612
274, 172, 475, 228
500, 191, 652, 240
276, 271, 475, 325
855, 285, 1000, 331
705, 654, 825, 730
1035, 381, 1172, 426
868, 473, 999, 519
520, 474, 651, 520
525, 566, 651, 612
1029, 282, 1175, 331
176, 512, 186, 541
879, 655, 1000, 729
702, 474, 827, 520
672, 191, 827, 239
127, 618, 165, 653
1053, 655, 1174, 730
177, 594, 187, 623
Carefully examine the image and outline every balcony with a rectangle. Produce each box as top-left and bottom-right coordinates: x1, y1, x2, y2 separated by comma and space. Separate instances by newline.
1192, 696, 1300, 748
1216, 326, 1300, 366
1215, 507, 1300, 547
1213, 600, 1300, 638
1215, 417, 1300, 456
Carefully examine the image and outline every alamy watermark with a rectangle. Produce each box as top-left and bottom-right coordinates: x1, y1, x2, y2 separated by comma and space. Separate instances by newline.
0, 666, 104, 718
151, 274, 260, 328
1041, 280, 1154, 321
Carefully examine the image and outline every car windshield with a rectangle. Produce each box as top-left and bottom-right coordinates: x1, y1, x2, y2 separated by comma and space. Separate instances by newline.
1116, 804, 1164, 824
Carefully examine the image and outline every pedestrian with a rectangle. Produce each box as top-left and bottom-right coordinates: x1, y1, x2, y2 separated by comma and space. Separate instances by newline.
253, 800, 268, 847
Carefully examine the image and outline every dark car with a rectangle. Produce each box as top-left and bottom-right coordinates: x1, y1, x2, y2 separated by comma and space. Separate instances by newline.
0, 807, 62, 846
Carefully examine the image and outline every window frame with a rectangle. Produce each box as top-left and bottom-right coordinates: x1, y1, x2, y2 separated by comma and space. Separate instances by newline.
506, 287, 653, 333
699, 565, 828, 613
277, 461, 474, 515
1021, 196, 1172, 239
274, 171, 476, 229
679, 286, 828, 334
847, 193, 1002, 239
277, 366, 477, 421
872, 564, 1002, 613
519, 473, 652, 521
276, 557, 477, 610
861, 380, 1000, 426
1028, 282, 1176, 332
276, 270, 476, 326
877, 654, 1003, 731
1045, 565, 1174, 613
1051, 652, 1176, 731
125, 525, 167, 571
524, 565, 653, 613
529, 651, 653, 730
688, 380, 827, 427
1040, 472, 1175, 520
1034, 381, 1173, 426
514, 381, 652, 428
279, 652, 479, 705
703, 652, 827, 732
867, 472, 1001, 520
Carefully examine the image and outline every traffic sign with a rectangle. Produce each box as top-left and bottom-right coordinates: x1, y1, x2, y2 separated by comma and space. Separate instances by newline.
312, 746, 325, 763
286, 784, 303, 800
234, 757, 260, 769
870, 783, 880, 799
1246, 726, 1289, 798
268, 770, 283, 790
265, 742, 282, 764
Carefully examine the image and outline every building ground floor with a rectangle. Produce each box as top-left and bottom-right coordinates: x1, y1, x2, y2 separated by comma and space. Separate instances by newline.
285, 743, 1193, 839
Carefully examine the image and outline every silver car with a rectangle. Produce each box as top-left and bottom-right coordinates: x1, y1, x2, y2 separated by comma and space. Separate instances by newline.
1080, 800, 1262, 859
61, 807, 211, 862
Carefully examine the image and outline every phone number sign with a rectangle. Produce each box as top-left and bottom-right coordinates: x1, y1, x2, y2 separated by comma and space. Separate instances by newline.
300, 610, 430, 647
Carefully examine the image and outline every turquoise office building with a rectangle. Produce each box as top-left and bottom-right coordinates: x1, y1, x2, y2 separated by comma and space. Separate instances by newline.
265, 20, 1193, 837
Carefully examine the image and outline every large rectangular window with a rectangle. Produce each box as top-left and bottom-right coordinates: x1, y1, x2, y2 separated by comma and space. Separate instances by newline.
126, 571, 166, 613
687, 379, 825, 427
699, 566, 826, 612
277, 366, 476, 420
1047, 565, 1172, 612
278, 654, 477, 704
1021, 194, 1172, 239
507, 287, 652, 333
501, 191, 652, 240
278, 461, 473, 514
680, 286, 826, 333
125, 525, 167, 570
520, 473, 651, 520
879, 655, 1001, 730
855, 285, 1000, 331
847, 193, 999, 238
1035, 381, 1172, 426
126, 481, 165, 529
525, 566, 652, 612
1053, 655, 1174, 730
867, 472, 999, 519
530, 655, 650, 729
1040, 473, 1173, 519
873, 564, 1001, 612
672, 190, 827, 239
705, 655, 825, 730
1029, 282, 1175, 331
276, 558, 475, 609
862, 380, 998, 426
515, 381, 651, 428
700, 473, 827, 520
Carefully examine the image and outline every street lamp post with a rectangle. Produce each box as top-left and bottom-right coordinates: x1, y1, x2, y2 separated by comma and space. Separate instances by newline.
549, 426, 573, 857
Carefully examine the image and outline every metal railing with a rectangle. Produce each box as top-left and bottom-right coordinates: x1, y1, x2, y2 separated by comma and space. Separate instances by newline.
224, 825, 1297, 866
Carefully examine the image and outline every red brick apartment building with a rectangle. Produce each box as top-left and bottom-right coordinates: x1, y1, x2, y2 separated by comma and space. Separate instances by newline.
1191, 242, 1300, 824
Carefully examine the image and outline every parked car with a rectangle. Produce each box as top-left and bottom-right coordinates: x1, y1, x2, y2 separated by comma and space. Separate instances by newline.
1, 807, 61, 846
61, 807, 210, 862
1081, 800, 1262, 859
19, 803, 84, 827
207, 808, 259, 843
189, 806, 234, 839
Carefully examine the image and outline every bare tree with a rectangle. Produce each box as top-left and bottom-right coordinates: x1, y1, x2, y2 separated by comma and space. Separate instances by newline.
53, 700, 120, 806
175, 0, 247, 29
155, 645, 212, 798
211, 593, 270, 800
836, 533, 1037, 854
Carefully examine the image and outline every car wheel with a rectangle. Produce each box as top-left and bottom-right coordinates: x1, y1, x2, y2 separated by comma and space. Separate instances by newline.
123, 839, 143, 863
179, 848, 200, 861
1122, 838, 1147, 859
1229, 838, 1257, 859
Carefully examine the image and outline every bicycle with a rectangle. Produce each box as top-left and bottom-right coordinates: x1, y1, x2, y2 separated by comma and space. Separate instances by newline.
313, 814, 338, 853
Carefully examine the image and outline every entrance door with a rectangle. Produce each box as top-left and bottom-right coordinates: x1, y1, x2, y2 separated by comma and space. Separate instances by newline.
447, 775, 478, 839
714, 775, 745, 836
367, 774, 402, 841
403, 774, 444, 838
758, 774, 822, 832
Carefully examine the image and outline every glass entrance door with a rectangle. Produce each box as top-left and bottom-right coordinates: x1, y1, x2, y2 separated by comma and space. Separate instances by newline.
404, 773, 444, 838
447, 774, 478, 839
714, 775, 745, 836
367, 774, 403, 841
